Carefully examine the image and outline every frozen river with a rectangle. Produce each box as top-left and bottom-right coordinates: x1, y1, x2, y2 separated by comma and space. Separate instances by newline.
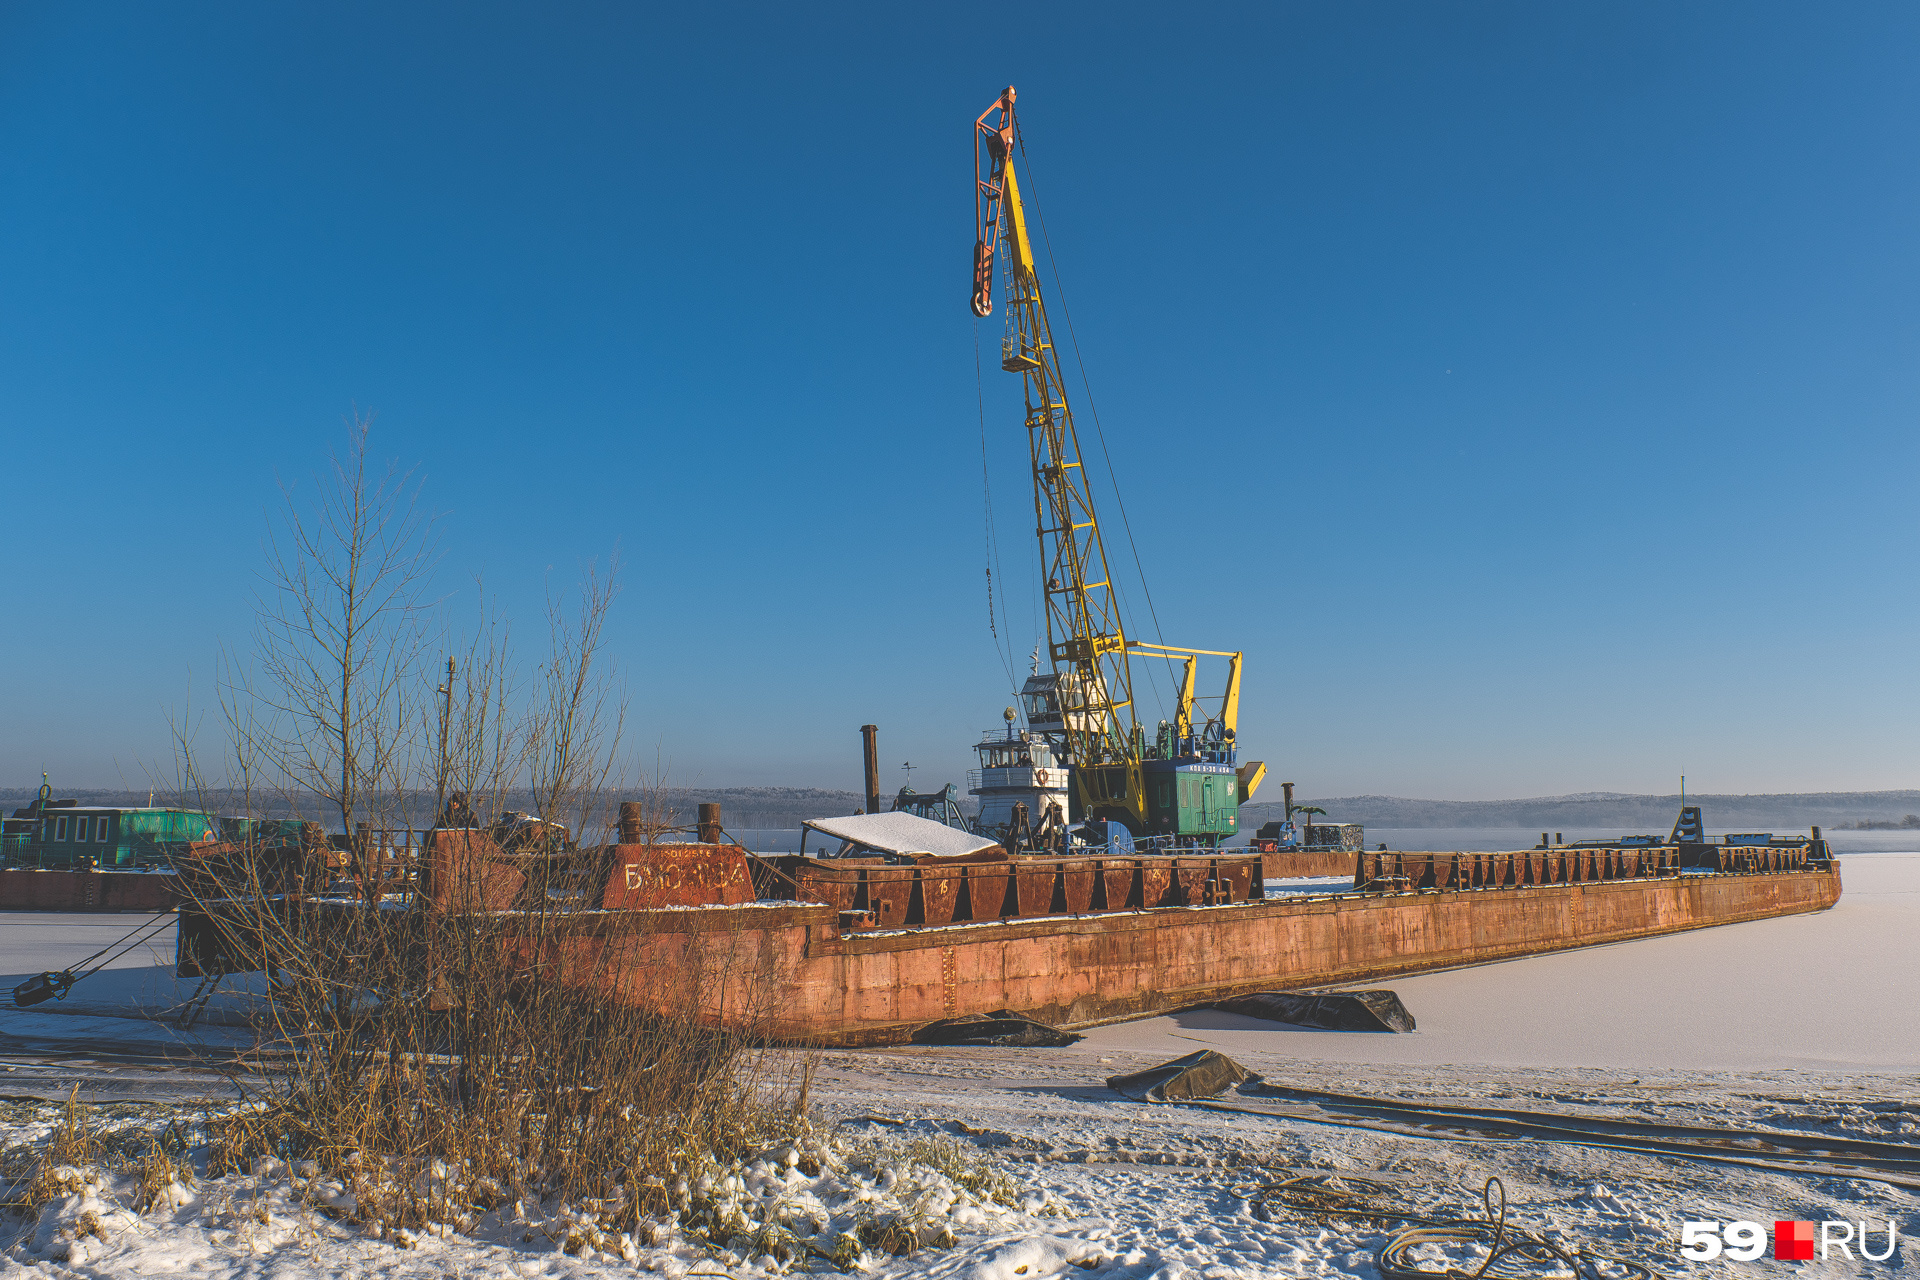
1085, 852, 1920, 1074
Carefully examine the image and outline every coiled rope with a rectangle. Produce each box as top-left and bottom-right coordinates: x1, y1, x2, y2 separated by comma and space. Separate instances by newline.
1255, 1174, 1654, 1280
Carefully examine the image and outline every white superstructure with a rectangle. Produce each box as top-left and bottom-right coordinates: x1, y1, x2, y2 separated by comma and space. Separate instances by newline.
967, 711, 1070, 838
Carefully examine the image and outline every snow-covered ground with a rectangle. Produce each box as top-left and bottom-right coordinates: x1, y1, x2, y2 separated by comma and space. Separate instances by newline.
4, 855, 1916, 1278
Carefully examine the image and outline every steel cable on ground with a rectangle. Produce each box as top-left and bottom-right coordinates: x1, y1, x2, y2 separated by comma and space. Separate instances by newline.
1255, 1174, 1654, 1280
1013, 126, 1184, 718
1178, 1095, 1920, 1189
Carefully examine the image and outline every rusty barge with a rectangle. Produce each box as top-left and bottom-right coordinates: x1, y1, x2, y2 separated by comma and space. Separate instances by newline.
159, 798, 1842, 1046
548, 821, 1840, 1046
202, 801, 1832, 1048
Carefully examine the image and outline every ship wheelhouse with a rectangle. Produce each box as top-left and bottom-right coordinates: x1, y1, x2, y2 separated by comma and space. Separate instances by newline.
967, 714, 1070, 839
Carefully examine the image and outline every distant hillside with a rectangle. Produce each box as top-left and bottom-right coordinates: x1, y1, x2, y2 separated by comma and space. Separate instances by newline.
16, 784, 1913, 834
1, 786, 865, 832
645, 787, 865, 827
1240, 790, 1920, 830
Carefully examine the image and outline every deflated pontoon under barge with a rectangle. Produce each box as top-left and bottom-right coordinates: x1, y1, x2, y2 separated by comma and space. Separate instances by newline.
180, 805, 1842, 1048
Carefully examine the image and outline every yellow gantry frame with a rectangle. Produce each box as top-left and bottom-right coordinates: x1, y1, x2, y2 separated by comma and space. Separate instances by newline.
1124, 644, 1242, 743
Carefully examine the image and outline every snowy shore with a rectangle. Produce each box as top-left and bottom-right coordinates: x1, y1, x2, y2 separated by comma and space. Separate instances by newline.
3, 854, 1914, 1278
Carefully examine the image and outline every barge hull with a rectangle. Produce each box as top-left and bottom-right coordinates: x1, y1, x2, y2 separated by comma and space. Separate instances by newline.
0, 868, 179, 912
541, 865, 1842, 1046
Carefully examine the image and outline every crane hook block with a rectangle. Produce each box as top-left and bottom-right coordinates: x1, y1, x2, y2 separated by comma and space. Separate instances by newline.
972, 241, 994, 317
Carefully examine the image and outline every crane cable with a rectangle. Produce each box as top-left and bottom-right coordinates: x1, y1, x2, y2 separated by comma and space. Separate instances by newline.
1014, 126, 1183, 720
976, 319, 1021, 696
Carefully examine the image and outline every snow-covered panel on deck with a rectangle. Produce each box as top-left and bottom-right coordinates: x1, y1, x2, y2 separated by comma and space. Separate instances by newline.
803, 811, 998, 858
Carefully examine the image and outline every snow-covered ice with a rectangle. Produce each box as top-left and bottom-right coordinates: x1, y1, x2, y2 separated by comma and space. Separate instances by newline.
1091, 852, 1920, 1074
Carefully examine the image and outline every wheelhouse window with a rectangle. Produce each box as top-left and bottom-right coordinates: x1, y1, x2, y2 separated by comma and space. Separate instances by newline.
97, 817, 111, 841
73, 817, 90, 842
53, 817, 68, 842
1023, 692, 1060, 719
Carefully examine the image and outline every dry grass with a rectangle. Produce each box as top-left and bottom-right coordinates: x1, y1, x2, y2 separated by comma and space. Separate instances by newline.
184, 842, 797, 1239
0, 1092, 199, 1220
45, 1088, 98, 1171
132, 1133, 196, 1213
15, 1088, 103, 1211
898, 1135, 1020, 1206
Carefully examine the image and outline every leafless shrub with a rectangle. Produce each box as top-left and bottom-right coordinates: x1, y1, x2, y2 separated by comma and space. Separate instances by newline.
167, 418, 790, 1242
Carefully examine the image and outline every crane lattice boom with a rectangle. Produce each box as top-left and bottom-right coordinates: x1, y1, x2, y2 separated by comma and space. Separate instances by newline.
974, 88, 1137, 790
970, 86, 1255, 840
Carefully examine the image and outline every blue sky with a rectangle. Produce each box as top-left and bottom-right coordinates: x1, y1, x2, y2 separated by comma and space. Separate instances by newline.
2, 2, 1915, 801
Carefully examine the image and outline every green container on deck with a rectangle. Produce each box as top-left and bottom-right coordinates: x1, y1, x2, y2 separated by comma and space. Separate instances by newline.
1143, 761, 1238, 839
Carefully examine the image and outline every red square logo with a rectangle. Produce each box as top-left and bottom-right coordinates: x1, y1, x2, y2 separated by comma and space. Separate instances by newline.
1775, 1221, 1816, 1261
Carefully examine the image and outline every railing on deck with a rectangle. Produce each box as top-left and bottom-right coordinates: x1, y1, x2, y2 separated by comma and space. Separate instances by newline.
342, 827, 425, 900
1354, 841, 1823, 892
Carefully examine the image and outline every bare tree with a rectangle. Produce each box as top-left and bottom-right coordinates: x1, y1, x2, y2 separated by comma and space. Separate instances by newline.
152, 427, 817, 1247
527, 559, 626, 842
252, 412, 438, 837
435, 587, 527, 825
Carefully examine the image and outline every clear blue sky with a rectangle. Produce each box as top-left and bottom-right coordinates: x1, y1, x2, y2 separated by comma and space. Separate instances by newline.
3, 3, 1915, 801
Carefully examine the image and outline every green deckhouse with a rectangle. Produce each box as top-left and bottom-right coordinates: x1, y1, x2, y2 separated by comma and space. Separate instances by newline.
3, 785, 217, 869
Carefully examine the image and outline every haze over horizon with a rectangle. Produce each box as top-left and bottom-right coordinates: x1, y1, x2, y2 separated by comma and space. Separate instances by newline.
3, 3, 1916, 801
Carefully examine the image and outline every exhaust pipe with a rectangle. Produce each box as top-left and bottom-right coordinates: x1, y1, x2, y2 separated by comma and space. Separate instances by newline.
861, 725, 881, 815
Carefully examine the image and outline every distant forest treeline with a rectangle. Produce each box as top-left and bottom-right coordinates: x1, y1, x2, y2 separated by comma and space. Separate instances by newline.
1835, 814, 1920, 830
1, 786, 867, 833
1240, 790, 1920, 830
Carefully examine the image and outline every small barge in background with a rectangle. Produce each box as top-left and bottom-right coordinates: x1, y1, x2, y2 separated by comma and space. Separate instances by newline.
0, 782, 213, 911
